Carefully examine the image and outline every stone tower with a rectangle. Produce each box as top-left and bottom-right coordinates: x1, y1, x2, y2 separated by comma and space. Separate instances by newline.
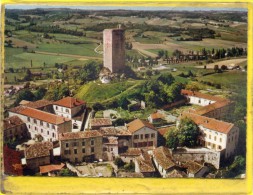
103, 26, 125, 73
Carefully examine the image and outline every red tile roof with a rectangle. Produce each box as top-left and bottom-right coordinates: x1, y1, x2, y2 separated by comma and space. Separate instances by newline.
54, 97, 85, 108
99, 126, 132, 136
150, 112, 164, 120
11, 106, 70, 125
59, 130, 102, 141
183, 161, 204, 174
121, 148, 142, 156
127, 119, 156, 133
90, 118, 112, 128
193, 100, 232, 115
25, 142, 53, 159
136, 150, 155, 173
104, 136, 118, 145
157, 126, 174, 136
4, 116, 24, 130
180, 112, 234, 134
153, 146, 175, 170
181, 89, 226, 102
24, 99, 52, 109
39, 163, 65, 174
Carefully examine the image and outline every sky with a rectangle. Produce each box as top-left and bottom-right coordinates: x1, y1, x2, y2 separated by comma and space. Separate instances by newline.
5, 5, 247, 12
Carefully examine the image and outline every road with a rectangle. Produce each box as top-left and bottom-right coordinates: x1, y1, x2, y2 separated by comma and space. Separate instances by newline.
34, 50, 103, 60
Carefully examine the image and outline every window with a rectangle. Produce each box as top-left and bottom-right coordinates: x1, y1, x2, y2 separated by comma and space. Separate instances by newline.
151, 133, 155, 138
140, 134, 143, 139
111, 148, 113, 151
209, 135, 211, 139
134, 135, 139, 139
66, 143, 69, 148
52, 133, 55, 137
148, 141, 153, 146
35, 127, 37, 131
82, 141, 85, 146
66, 109, 69, 113
74, 149, 77, 154
40, 121, 43, 126
47, 131, 49, 135
145, 134, 149, 139
28, 117, 30, 122
91, 139, 94, 145
220, 138, 222, 142
41, 129, 43, 133
73, 142, 78, 147
34, 119, 37, 123
28, 125, 31, 129
82, 148, 85, 153
134, 143, 138, 147
91, 147, 94, 153
52, 125, 55, 130
198, 99, 201, 104
9, 129, 12, 135
218, 145, 222, 149
214, 136, 216, 141
56, 106, 58, 110
47, 123, 50, 128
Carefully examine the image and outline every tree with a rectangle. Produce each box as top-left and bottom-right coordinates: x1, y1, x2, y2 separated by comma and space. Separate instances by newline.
166, 127, 179, 150
23, 69, 32, 81
165, 82, 184, 102
118, 97, 130, 110
14, 89, 35, 106
214, 65, 219, 72
92, 102, 104, 111
114, 157, 125, 168
30, 60, 33, 68
145, 69, 152, 77
221, 65, 228, 70
177, 118, 199, 147
34, 87, 47, 100
157, 73, 175, 85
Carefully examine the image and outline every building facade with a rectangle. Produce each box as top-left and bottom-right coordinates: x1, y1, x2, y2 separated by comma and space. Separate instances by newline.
59, 131, 103, 163
103, 27, 125, 73
180, 112, 239, 159
3, 116, 29, 141
126, 119, 158, 148
9, 106, 72, 141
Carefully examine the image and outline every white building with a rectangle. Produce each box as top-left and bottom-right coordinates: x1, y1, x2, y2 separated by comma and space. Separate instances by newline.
53, 97, 86, 131
180, 112, 239, 159
9, 106, 72, 142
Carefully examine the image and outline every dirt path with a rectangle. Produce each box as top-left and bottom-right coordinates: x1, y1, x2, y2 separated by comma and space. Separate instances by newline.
34, 50, 103, 60
195, 58, 247, 69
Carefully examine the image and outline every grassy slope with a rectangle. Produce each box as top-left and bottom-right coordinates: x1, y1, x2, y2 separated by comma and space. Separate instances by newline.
75, 80, 145, 104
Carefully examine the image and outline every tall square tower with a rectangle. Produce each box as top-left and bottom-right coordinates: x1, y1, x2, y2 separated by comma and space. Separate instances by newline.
103, 28, 125, 73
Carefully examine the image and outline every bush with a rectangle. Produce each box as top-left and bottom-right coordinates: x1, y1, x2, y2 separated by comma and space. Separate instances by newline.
114, 157, 125, 168
123, 161, 135, 172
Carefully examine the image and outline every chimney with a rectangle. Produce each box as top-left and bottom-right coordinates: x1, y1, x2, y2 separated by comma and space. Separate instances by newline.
118, 24, 122, 29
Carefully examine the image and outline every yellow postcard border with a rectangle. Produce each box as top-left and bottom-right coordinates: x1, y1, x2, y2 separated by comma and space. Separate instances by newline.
0, 1, 252, 194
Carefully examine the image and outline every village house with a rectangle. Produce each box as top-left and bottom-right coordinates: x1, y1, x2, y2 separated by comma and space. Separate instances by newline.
89, 118, 112, 130
53, 97, 86, 119
126, 119, 158, 148
99, 126, 132, 153
120, 148, 143, 163
182, 161, 208, 178
9, 106, 72, 141
148, 111, 165, 124
152, 146, 176, 178
181, 89, 233, 120
21, 99, 53, 113
59, 130, 103, 163
179, 112, 239, 159
24, 141, 53, 172
134, 149, 156, 177
103, 136, 119, 160
3, 116, 29, 141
